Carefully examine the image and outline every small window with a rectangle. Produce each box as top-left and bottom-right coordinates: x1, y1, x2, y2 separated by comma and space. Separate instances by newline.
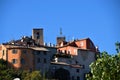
36, 32, 40, 36
44, 58, 47, 63
2, 50, 4, 56
75, 61, 78, 64
58, 50, 60, 53
22, 50, 27, 54
80, 42, 83, 46
77, 76, 80, 80
21, 58, 25, 64
36, 32, 40, 39
36, 51, 40, 55
12, 59, 18, 64
12, 49, 17, 54
76, 69, 79, 73
37, 58, 40, 63
72, 76, 74, 80
82, 65, 85, 69
43, 51, 47, 55
65, 50, 67, 54
37, 35, 40, 39
68, 51, 70, 54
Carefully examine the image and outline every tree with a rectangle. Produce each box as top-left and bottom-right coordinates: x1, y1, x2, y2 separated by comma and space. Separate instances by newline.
0, 59, 43, 80
24, 71, 42, 80
115, 41, 120, 53
86, 51, 120, 80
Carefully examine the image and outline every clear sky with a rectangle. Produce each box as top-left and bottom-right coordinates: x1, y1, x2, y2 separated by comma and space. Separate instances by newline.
0, 0, 120, 54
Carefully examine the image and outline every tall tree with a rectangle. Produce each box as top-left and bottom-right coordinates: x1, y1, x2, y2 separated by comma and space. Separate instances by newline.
86, 51, 120, 80
115, 41, 120, 53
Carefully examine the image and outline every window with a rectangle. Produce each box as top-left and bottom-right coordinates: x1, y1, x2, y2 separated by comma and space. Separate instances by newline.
2, 50, 4, 56
90, 42, 93, 48
80, 42, 83, 46
72, 76, 74, 80
65, 50, 67, 54
75, 61, 78, 64
58, 50, 60, 53
37, 35, 40, 39
22, 50, 27, 54
82, 65, 85, 69
12, 49, 17, 54
44, 58, 47, 63
12, 59, 18, 64
36, 32, 40, 39
36, 51, 40, 55
21, 58, 25, 64
77, 76, 80, 80
43, 51, 47, 55
76, 69, 79, 73
74, 49, 77, 55
37, 58, 40, 63
68, 51, 70, 54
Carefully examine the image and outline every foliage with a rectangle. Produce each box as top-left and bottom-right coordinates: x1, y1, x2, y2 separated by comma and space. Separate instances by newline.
24, 71, 42, 80
115, 41, 120, 53
86, 51, 120, 80
0, 59, 7, 70
0, 59, 43, 80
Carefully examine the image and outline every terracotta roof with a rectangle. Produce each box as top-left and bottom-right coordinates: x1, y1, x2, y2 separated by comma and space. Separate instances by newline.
58, 37, 90, 48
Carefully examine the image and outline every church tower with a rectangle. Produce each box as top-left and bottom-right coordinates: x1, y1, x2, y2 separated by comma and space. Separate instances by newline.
56, 28, 66, 46
32, 28, 44, 45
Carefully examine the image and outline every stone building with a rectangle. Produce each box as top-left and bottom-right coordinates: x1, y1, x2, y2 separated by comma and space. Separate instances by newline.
51, 38, 99, 80
0, 28, 99, 80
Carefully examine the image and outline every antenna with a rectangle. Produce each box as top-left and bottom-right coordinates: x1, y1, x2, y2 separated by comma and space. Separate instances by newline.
60, 27, 62, 35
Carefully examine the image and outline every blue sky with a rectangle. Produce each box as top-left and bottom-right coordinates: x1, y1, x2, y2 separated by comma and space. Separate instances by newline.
0, 0, 120, 54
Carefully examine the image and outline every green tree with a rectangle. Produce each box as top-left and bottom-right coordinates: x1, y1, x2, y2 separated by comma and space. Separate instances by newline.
115, 41, 120, 53
0, 59, 27, 80
0, 59, 43, 80
24, 71, 42, 80
86, 51, 120, 80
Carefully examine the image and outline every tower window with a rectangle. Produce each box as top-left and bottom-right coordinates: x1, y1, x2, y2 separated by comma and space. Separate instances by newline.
36, 32, 40, 39
36, 32, 40, 36
37, 35, 40, 39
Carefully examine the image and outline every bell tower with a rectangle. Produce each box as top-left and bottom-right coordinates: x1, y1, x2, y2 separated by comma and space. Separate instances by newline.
56, 28, 66, 46
32, 28, 44, 45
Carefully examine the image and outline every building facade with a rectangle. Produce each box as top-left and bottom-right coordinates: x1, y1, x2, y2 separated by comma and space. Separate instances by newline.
0, 45, 35, 70
0, 28, 99, 80
50, 38, 99, 80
